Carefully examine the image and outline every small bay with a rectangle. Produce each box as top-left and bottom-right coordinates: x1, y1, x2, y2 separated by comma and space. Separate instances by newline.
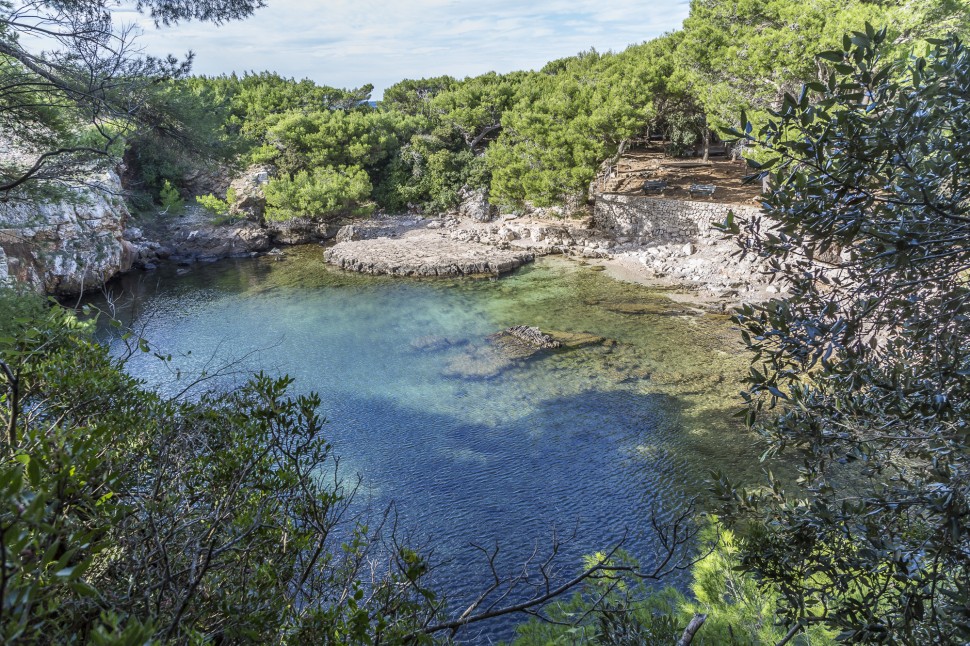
85, 247, 761, 640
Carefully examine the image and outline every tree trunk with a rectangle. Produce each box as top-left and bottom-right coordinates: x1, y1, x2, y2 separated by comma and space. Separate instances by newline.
677, 613, 708, 646
701, 117, 711, 162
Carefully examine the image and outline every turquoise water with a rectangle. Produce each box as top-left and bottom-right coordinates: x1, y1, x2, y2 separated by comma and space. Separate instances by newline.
86, 247, 760, 640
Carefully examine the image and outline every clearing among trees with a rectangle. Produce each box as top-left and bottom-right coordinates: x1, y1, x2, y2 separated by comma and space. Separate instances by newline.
596, 145, 764, 205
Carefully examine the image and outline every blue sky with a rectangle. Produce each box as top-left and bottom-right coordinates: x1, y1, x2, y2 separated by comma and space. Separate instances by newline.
121, 0, 691, 98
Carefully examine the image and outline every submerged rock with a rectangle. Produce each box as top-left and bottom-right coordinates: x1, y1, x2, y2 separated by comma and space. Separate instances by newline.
490, 325, 562, 350
441, 345, 513, 380
544, 330, 609, 350
410, 335, 466, 352
599, 301, 698, 317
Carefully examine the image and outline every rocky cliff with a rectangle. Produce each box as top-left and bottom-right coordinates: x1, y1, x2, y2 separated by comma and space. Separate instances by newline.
0, 172, 134, 295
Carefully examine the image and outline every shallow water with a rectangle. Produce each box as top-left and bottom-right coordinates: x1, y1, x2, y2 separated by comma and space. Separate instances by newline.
86, 247, 762, 641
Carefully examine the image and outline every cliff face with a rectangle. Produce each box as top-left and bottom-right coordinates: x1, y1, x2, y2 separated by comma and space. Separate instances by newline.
0, 171, 134, 296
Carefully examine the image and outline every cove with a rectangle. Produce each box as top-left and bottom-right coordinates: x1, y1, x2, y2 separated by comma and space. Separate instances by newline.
84, 247, 760, 641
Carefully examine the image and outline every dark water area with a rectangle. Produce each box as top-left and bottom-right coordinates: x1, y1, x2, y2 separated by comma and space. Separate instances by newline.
84, 247, 763, 642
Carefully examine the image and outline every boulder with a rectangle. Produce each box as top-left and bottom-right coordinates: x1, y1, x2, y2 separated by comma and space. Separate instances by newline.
266, 218, 339, 245
490, 325, 562, 350
497, 226, 519, 242
457, 186, 496, 223
228, 164, 273, 222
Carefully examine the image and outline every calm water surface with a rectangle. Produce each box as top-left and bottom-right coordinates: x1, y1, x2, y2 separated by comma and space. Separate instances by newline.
86, 247, 761, 641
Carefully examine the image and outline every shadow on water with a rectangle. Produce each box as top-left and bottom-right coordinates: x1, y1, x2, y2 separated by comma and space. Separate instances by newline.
331, 387, 702, 641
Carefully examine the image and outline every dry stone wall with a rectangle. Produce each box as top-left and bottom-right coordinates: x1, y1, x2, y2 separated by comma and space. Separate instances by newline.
593, 193, 761, 245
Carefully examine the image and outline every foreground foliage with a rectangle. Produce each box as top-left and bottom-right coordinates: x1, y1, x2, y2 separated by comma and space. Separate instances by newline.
512, 523, 834, 645
0, 291, 445, 643
717, 31, 970, 643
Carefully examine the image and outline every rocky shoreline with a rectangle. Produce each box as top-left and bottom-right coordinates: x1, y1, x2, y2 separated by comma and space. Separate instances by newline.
1, 165, 783, 308
0, 171, 135, 295
313, 207, 783, 308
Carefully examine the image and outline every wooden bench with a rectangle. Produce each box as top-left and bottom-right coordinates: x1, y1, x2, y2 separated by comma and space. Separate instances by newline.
642, 180, 668, 195
689, 184, 716, 198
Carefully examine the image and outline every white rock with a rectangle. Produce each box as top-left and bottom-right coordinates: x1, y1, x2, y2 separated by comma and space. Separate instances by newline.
497, 227, 519, 242
0, 169, 133, 294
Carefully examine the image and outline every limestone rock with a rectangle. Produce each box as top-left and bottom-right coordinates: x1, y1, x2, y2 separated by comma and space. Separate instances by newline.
266, 218, 339, 245
335, 225, 362, 242
182, 164, 231, 199
497, 226, 519, 242
545, 330, 609, 350
334, 219, 419, 243
324, 232, 533, 277
0, 170, 133, 295
228, 164, 273, 222
0, 245, 9, 288
457, 186, 496, 223
490, 325, 562, 350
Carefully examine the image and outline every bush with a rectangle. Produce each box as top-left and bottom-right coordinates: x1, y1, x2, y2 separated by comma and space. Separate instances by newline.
715, 32, 970, 643
158, 179, 184, 215
195, 187, 238, 224
511, 521, 835, 645
263, 165, 373, 221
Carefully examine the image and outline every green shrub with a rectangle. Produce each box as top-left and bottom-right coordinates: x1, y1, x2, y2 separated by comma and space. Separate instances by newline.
263, 165, 373, 221
158, 179, 184, 215
511, 520, 836, 645
195, 187, 238, 224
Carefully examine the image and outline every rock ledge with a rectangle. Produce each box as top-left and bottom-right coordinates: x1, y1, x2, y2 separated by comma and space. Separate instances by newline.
324, 231, 533, 277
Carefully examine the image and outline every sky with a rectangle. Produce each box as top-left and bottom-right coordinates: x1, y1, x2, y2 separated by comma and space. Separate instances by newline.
118, 0, 691, 99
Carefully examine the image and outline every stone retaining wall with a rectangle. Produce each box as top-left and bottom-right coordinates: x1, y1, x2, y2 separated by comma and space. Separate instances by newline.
593, 193, 761, 244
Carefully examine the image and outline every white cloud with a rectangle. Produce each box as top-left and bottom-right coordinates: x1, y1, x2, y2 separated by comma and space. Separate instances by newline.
122, 0, 690, 97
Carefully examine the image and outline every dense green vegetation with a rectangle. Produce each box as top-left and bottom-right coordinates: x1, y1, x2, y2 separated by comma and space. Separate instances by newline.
512, 523, 835, 645
714, 31, 970, 643
127, 0, 968, 220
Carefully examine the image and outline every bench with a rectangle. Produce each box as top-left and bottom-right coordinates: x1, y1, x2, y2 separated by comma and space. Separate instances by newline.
689, 184, 716, 198
642, 180, 668, 195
